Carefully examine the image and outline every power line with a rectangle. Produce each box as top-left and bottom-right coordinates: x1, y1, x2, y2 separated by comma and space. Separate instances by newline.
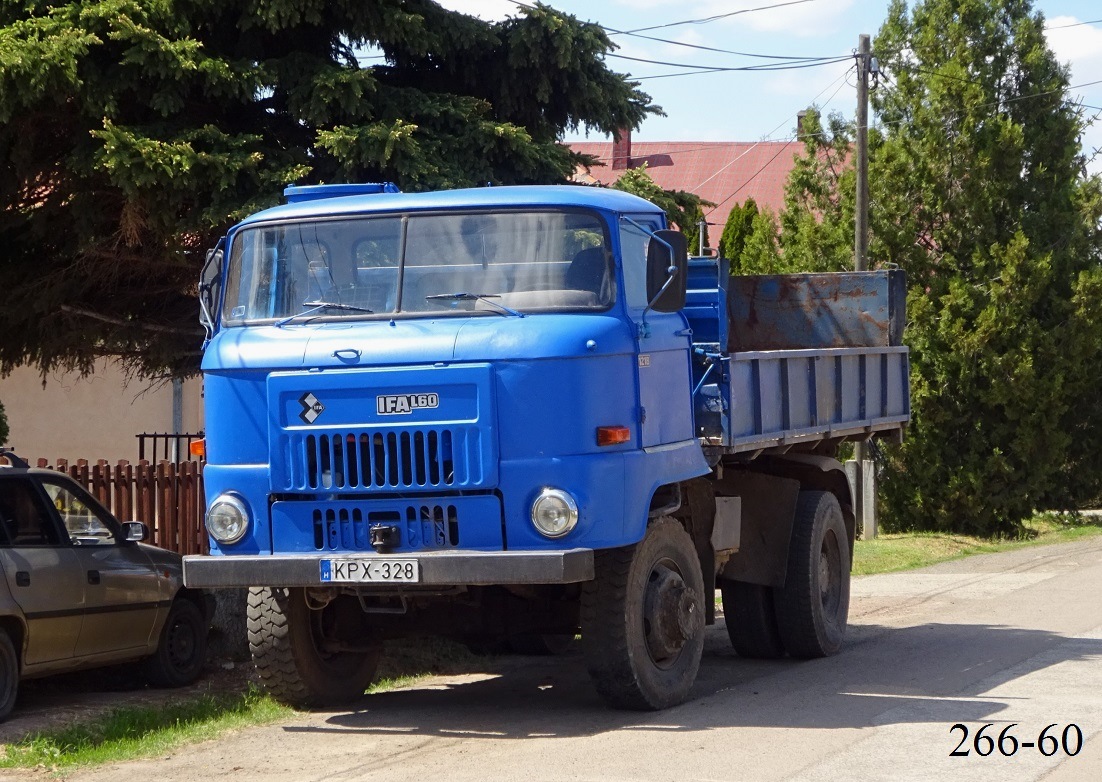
577, 139, 801, 165
616, 1, 818, 35
504, 0, 836, 62
609, 52, 851, 76
885, 64, 1102, 106
573, 67, 852, 178
701, 69, 854, 214
603, 28, 835, 62
1044, 17, 1102, 30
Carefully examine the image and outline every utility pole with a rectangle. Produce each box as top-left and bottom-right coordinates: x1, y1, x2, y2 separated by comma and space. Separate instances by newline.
854, 33, 870, 275
853, 33, 876, 538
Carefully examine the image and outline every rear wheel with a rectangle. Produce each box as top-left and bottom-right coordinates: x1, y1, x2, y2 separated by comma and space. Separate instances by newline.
581, 517, 705, 710
248, 587, 380, 708
0, 630, 18, 722
144, 598, 208, 687
773, 491, 850, 658
720, 579, 785, 659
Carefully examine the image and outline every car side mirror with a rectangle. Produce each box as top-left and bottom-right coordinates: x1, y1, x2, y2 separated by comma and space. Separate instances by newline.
645, 229, 688, 313
122, 521, 148, 542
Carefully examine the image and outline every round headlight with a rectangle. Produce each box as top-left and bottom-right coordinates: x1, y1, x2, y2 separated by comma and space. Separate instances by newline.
530, 488, 579, 538
206, 494, 250, 545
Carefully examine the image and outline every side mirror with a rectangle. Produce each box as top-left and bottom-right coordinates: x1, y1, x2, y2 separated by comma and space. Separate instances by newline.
199, 244, 224, 334
645, 229, 688, 313
122, 521, 149, 543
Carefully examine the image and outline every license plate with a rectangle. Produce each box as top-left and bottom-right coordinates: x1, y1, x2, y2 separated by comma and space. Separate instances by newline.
320, 558, 420, 583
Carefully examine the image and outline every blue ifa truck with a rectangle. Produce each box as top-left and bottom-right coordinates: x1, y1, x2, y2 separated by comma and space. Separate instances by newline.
184, 183, 910, 710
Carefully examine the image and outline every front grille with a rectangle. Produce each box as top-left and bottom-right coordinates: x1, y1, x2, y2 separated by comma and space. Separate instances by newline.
313, 503, 460, 552
292, 427, 483, 491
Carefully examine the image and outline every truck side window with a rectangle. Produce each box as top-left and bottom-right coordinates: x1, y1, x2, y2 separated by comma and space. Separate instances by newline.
619, 216, 662, 310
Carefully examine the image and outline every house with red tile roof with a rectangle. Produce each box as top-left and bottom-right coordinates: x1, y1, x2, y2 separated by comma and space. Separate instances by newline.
570, 128, 803, 243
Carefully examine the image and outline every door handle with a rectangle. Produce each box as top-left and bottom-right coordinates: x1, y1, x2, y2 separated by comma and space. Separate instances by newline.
332, 348, 361, 361
87, 570, 100, 585
15, 571, 29, 587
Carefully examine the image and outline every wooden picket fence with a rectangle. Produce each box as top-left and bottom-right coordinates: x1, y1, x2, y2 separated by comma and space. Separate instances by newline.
35, 458, 206, 556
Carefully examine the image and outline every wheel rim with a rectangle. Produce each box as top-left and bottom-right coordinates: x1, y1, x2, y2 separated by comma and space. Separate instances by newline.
819, 529, 842, 619
642, 557, 701, 669
306, 599, 369, 673
309, 604, 340, 662
166, 616, 197, 671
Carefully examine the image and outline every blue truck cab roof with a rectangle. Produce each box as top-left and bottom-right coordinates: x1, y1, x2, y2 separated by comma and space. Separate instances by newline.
234, 184, 665, 228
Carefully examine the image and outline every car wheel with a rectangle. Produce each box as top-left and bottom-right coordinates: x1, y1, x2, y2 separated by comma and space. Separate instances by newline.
0, 630, 18, 721
144, 598, 208, 687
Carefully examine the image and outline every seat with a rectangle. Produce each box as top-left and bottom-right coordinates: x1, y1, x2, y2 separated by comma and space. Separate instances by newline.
566, 247, 609, 296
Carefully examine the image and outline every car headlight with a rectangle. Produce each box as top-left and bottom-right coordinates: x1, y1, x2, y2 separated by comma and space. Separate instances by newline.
530, 488, 579, 538
206, 494, 250, 545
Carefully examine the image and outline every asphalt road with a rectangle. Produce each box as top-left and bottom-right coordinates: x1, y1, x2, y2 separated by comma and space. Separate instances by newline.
23, 537, 1102, 781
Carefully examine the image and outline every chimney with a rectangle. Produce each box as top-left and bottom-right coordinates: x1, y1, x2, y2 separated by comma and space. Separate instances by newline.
612, 127, 632, 170
796, 110, 808, 138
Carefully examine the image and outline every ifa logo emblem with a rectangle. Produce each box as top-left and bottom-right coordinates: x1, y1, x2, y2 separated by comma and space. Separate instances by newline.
298, 392, 325, 424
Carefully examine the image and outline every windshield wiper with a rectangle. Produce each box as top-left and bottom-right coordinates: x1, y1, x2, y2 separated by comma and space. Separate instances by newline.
424, 292, 524, 318
275, 301, 374, 327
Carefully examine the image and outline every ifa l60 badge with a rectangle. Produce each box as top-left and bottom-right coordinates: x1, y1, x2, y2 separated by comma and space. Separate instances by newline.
377, 393, 440, 415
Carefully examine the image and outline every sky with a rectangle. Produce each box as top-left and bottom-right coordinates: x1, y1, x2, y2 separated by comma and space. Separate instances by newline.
433, 0, 1102, 170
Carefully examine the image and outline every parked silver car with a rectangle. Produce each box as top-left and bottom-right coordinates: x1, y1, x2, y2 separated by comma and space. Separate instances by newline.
0, 464, 211, 720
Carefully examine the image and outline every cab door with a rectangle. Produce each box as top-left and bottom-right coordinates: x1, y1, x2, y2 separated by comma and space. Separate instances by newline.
619, 215, 696, 447
0, 476, 84, 666
40, 478, 164, 659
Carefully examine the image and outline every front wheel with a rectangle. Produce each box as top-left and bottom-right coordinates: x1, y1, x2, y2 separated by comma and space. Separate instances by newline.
581, 517, 705, 710
247, 587, 381, 708
773, 490, 851, 658
0, 630, 18, 721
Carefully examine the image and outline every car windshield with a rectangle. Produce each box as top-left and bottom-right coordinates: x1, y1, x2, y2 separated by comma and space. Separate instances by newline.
222, 209, 612, 325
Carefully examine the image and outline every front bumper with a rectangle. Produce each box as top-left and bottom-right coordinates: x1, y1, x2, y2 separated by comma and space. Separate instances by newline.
183, 549, 595, 589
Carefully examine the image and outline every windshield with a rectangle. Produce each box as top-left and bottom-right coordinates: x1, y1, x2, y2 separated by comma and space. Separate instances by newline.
222, 209, 612, 325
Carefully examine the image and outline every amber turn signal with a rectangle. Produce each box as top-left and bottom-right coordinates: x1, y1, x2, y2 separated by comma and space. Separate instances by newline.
189, 438, 207, 458
596, 426, 630, 446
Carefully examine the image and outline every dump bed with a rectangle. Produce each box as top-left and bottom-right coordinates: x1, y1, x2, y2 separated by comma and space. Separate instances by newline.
685, 261, 910, 455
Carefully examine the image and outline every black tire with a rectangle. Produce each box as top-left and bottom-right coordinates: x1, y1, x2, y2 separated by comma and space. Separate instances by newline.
144, 598, 208, 687
0, 630, 18, 722
247, 586, 380, 708
508, 633, 577, 656
720, 579, 785, 659
581, 517, 705, 710
773, 490, 851, 658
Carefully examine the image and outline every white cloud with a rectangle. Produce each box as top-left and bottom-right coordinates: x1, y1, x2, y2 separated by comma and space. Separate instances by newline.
1045, 16, 1102, 84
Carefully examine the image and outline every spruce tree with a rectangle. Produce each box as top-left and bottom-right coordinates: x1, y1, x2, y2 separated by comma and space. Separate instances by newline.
0, 0, 654, 376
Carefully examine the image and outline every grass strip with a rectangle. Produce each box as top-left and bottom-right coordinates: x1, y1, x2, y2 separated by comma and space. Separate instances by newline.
853, 511, 1102, 575
0, 686, 291, 771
